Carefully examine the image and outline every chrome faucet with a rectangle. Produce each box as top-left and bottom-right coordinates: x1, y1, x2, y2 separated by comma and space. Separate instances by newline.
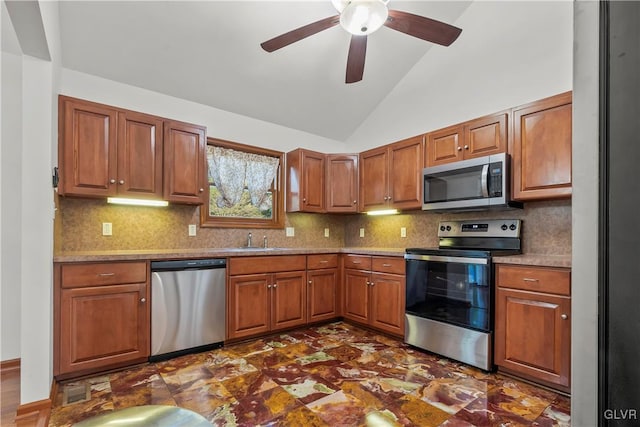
247, 232, 252, 248
263, 235, 268, 248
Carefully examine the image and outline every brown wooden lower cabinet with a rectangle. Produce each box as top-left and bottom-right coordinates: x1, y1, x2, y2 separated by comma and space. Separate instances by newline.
55, 262, 150, 378
342, 255, 405, 336
227, 255, 310, 340
494, 264, 571, 391
227, 271, 306, 340
307, 268, 338, 322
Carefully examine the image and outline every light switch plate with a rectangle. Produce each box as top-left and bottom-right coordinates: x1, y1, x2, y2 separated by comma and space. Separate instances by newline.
324, 228, 330, 238
102, 223, 112, 236
188, 224, 197, 236
286, 227, 295, 237
401, 227, 407, 238
359, 228, 365, 238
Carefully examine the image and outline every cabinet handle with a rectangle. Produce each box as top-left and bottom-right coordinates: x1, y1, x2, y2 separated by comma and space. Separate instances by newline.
366, 281, 370, 286
199, 188, 204, 193
97, 272, 115, 277
457, 146, 462, 151
273, 284, 277, 288
118, 179, 125, 185
351, 261, 361, 264
353, 200, 357, 204
523, 278, 539, 282
140, 298, 146, 303
370, 282, 375, 286
320, 260, 328, 264
464, 145, 469, 150
561, 314, 568, 320
303, 198, 307, 203
267, 284, 272, 289
308, 280, 313, 285
382, 263, 391, 267
109, 179, 116, 184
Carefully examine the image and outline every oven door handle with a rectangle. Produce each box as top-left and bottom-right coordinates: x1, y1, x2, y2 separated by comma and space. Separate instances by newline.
404, 254, 488, 265
480, 164, 490, 198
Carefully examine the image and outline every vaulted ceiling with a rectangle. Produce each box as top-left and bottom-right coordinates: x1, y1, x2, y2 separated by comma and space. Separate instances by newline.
55, 1, 472, 141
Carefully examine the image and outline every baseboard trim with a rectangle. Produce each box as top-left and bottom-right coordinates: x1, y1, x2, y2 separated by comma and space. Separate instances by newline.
1, 358, 20, 372
15, 398, 50, 427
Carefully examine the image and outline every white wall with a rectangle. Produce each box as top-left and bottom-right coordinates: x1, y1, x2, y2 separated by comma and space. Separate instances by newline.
59, 69, 348, 154
571, 1, 599, 425
346, 0, 573, 150
0, 51, 23, 362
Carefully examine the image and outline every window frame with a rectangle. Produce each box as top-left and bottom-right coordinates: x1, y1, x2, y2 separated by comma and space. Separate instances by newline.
200, 138, 285, 229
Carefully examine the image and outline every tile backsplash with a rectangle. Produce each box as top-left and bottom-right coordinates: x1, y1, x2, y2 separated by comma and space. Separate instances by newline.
57, 196, 571, 255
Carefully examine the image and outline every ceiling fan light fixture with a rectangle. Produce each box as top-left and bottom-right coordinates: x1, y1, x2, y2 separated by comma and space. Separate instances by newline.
339, 0, 389, 35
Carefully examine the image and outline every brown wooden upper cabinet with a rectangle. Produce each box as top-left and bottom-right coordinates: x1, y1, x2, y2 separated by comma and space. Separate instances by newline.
359, 135, 424, 212
286, 148, 325, 212
425, 112, 507, 167
58, 95, 207, 204
163, 120, 207, 204
511, 92, 572, 201
286, 149, 359, 213
326, 154, 358, 213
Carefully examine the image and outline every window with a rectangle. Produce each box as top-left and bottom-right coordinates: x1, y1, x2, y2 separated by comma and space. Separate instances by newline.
201, 138, 284, 229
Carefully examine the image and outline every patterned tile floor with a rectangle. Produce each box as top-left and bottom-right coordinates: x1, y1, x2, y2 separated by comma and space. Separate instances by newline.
49, 322, 570, 426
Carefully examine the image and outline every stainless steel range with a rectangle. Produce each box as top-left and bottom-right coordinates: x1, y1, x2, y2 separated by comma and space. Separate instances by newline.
404, 219, 522, 371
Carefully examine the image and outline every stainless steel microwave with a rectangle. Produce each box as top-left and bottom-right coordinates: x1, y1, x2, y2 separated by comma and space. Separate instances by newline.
422, 153, 522, 211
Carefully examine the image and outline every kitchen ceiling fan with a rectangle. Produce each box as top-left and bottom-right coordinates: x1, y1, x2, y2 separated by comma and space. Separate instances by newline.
260, 0, 462, 84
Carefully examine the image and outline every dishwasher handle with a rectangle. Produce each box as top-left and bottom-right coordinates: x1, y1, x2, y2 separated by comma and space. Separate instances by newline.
151, 258, 226, 271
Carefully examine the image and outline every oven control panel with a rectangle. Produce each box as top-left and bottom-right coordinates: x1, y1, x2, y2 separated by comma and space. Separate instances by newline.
438, 219, 521, 238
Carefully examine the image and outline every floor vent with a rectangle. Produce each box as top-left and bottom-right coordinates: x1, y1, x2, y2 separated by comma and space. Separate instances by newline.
62, 382, 91, 405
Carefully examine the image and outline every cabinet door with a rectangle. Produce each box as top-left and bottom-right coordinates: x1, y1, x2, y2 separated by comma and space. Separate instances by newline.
271, 271, 307, 331
425, 125, 463, 166
117, 111, 164, 199
464, 112, 507, 159
163, 120, 207, 204
343, 269, 370, 323
307, 268, 338, 322
388, 136, 424, 210
326, 154, 358, 212
370, 272, 405, 336
301, 151, 325, 212
359, 146, 389, 211
286, 149, 325, 212
512, 92, 572, 201
59, 283, 148, 375
228, 274, 270, 339
495, 288, 571, 388
59, 96, 118, 197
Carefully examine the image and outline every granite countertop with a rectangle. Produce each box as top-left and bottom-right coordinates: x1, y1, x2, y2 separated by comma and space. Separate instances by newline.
53, 247, 407, 263
493, 253, 571, 268
54, 248, 570, 268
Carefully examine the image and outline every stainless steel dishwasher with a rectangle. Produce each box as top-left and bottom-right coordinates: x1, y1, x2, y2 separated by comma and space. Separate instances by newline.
150, 258, 226, 361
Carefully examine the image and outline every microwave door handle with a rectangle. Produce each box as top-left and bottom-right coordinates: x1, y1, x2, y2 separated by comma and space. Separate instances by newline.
481, 164, 489, 197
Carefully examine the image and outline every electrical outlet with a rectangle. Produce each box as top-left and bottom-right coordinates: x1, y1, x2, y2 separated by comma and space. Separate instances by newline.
359, 228, 365, 238
324, 228, 330, 238
286, 227, 295, 237
188, 224, 197, 236
401, 227, 407, 238
102, 223, 112, 236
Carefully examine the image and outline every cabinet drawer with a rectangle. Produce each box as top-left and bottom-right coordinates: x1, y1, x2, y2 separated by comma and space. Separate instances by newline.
229, 255, 306, 275
61, 262, 147, 288
371, 257, 405, 275
343, 254, 372, 270
307, 254, 338, 270
497, 265, 570, 296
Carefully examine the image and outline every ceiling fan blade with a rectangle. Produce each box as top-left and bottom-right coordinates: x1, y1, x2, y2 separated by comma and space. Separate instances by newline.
261, 15, 340, 52
345, 35, 367, 84
384, 10, 462, 46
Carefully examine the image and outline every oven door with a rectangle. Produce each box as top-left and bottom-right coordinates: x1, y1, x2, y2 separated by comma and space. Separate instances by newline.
405, 253, 492, 332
